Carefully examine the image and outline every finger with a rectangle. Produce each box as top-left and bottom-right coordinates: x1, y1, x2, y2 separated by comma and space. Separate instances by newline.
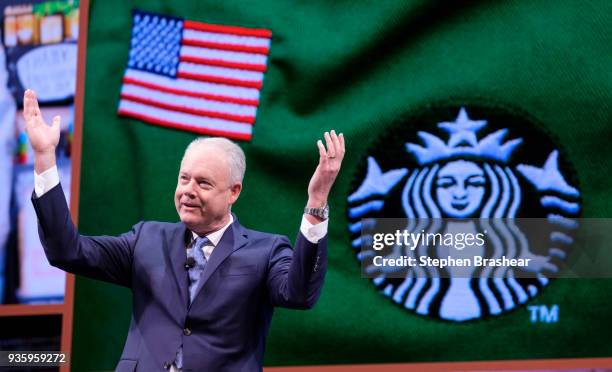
28, 90, 40, 117
330, 130, 341, 157
339, 133, 345, 152
324, 131, 335, 158
52, 116, 61, 132
24, 90, 41, 122
23, 90, 34, 122
316, 139, 326, 158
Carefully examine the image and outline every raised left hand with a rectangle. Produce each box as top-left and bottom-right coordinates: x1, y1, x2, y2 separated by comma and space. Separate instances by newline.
306, 130, 345, 209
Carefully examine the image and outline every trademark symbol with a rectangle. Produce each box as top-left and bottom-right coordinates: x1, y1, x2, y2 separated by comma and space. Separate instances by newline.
528, 305, 559, 323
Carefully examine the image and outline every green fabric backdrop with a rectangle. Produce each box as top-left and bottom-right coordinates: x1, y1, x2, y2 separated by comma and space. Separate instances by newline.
73, 0, 611, 370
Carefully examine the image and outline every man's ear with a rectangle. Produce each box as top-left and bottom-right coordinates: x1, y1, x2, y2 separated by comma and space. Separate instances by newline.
228, 183, 242, 205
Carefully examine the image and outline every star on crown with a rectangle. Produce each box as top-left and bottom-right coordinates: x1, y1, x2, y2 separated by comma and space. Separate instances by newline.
406, 107, 523, 165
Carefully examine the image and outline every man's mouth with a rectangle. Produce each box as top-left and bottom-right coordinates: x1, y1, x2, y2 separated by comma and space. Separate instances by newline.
181, 203, 200, 209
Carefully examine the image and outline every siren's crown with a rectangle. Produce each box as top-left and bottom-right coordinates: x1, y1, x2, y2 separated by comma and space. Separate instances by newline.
406, 107, 523, 165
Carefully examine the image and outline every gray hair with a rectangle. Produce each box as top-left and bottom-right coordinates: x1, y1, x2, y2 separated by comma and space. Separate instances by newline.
184, 137, 246, 184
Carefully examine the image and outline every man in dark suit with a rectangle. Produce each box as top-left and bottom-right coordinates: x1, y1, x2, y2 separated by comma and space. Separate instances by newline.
23, 89, 345, 371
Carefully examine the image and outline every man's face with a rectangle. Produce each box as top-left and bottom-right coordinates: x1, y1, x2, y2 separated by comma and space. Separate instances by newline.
174, 145, 241, 234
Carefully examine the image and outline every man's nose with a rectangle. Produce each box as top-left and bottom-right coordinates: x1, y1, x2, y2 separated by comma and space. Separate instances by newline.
181, 180, 197, 197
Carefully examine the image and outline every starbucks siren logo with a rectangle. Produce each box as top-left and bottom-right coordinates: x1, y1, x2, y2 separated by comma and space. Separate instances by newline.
347, 105, 581, 322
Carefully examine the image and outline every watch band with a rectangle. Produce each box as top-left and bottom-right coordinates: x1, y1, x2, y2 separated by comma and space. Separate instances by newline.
304, 204, 329, 219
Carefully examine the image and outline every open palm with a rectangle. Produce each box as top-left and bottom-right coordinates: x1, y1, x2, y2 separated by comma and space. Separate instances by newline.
23, 89, 60, 154
307, 130, 345, 205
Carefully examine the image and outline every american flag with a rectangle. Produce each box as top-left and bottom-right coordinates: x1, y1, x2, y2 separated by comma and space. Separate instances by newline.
118, 10, 272, 141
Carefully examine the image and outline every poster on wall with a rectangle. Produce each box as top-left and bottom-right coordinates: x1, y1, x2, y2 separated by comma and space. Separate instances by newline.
1, 0, 78, 304
3, 0, 78, 106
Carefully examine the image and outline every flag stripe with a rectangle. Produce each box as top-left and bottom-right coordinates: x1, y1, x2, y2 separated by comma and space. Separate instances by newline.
119, 100, 253, 136
122, 77, 259, 106
179, 56, 267, 72
180, 46, 268, 66
183, 29, 271, 48
178, 62, 264, 82
176, 71, 263, 89
182, 39, 269, 55
120, 93, 255, 124
124, 69, 261, 103
119, 109, 252, 140
121, 84, 257, 116
183, 20, 271, 38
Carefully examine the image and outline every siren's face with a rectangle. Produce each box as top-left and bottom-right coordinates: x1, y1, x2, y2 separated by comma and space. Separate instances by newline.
435, 160, 486, 217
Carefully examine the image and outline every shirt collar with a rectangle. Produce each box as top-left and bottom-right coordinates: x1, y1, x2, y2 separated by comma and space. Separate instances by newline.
191, 214, 234, 247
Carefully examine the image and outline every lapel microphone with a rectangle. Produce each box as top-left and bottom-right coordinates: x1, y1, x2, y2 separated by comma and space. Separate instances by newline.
185, 257, 196, 270
185, 233, 196, 270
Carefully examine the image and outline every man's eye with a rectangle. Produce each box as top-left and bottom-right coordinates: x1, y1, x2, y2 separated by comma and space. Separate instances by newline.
199, 182, 210, 188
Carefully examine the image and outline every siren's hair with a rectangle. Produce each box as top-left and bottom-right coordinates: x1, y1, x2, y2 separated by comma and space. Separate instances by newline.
393, 162, 536, 321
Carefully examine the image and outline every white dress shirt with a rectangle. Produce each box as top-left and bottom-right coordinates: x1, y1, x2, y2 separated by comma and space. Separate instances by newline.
190, 216, 232, 261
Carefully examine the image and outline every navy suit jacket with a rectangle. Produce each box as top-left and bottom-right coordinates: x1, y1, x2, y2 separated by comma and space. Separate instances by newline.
32, 184, 327, 372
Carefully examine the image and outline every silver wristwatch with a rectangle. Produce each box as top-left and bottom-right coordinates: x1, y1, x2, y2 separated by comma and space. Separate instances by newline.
304, 204, 329, 219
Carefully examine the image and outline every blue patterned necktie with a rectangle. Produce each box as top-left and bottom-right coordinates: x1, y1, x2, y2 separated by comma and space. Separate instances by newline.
187, 236, 209, 303
175, 236, 210, 370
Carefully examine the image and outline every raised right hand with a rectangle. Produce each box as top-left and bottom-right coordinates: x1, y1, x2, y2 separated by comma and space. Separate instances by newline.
24, 89, 60, 153
23, 89, 60, 173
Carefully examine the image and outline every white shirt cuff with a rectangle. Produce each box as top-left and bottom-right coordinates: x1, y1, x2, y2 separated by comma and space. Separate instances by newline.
300, 215, 328, 244
34, 165, 60, 198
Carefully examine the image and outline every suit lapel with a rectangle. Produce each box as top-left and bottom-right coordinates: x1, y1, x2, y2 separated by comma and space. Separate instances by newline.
190, 216, 248, 306
165, 222, 190, 308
